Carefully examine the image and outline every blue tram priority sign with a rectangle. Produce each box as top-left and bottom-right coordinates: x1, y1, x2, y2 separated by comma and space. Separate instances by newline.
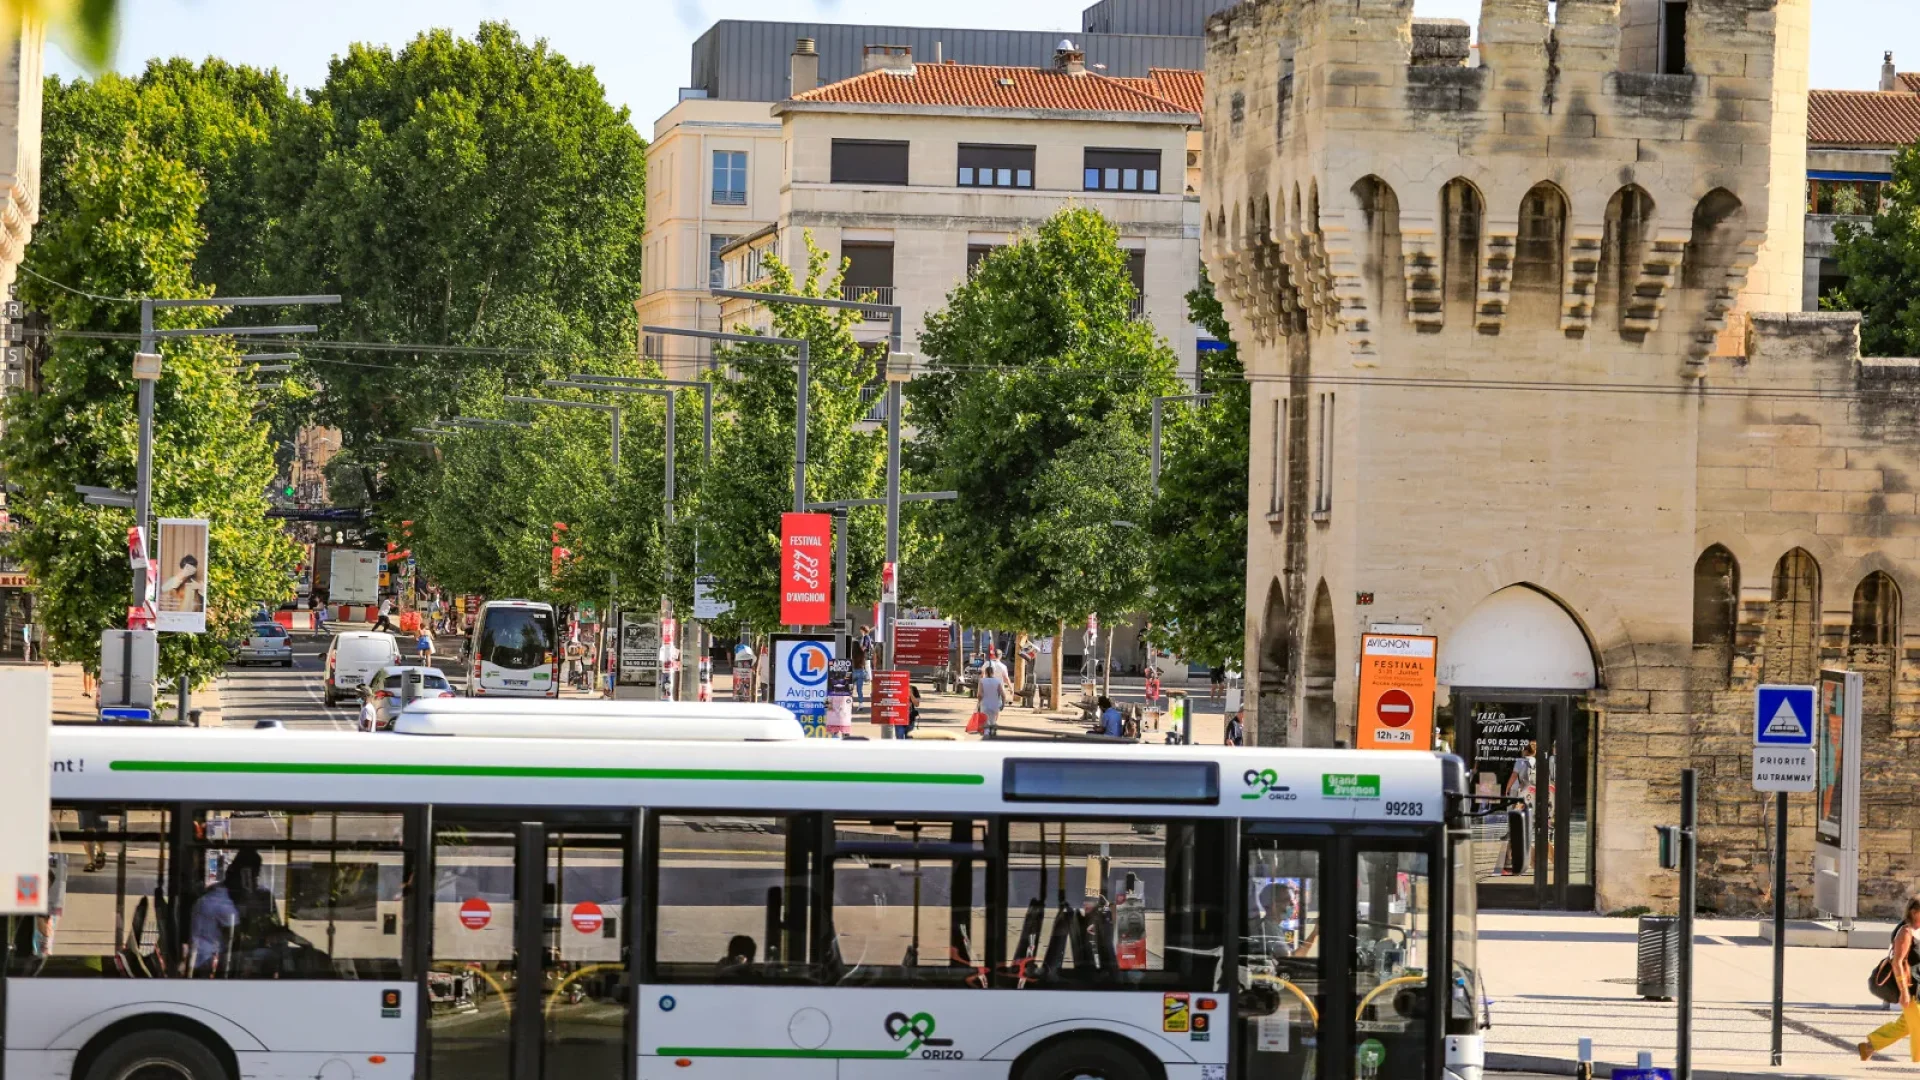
1754, 684, 1816, 746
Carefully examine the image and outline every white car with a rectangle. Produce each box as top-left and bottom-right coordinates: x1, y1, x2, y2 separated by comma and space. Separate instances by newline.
323, 631, 401, 706
365, 665, 457, 730
232, 622, 294, 667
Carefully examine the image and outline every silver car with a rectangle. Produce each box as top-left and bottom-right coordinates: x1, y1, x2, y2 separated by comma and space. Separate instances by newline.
232, 622, 294, 667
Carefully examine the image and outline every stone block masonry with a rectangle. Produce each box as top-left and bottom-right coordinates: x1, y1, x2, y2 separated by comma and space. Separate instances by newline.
1194, 0, 1920, 916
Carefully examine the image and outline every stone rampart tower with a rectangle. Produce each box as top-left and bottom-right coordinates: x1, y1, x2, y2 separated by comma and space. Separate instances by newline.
1203, 1, 1831, 911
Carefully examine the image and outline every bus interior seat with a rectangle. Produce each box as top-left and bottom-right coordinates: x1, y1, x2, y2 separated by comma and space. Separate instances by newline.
1084, 905, 1117, 974
1041, 904, 1077, 979
1011, 898, 1043, 963
116, 895, 152, 977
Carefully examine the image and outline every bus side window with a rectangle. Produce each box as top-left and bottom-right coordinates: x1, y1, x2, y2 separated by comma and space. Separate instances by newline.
183, 809, 410, 980
999, 820, 1226, 991
825, 818, 985, 987
7, 806, 170, 978
649, 813, 822, 985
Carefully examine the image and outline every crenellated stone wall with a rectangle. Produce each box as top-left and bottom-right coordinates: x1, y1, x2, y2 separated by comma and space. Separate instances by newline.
1195, 0, 1920, 914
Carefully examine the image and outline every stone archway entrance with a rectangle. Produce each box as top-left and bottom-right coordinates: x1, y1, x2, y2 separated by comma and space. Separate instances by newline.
1440, 585, 1599, 911
1255, 579, 1292, 746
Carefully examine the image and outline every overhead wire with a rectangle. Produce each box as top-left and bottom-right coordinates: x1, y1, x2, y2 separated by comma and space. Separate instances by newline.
36, 326, 1920, 403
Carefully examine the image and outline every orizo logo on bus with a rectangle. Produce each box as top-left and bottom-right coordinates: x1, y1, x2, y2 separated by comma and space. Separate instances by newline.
1241, 768, 1298, 802
884, 1011, 960, 1059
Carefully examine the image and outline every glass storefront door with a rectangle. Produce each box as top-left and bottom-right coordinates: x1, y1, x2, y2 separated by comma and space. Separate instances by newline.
1454, 691, 1594, 910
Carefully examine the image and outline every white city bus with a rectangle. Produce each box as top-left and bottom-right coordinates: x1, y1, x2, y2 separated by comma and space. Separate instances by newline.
465, 600, 560, 698
6, 702, 1488, 1080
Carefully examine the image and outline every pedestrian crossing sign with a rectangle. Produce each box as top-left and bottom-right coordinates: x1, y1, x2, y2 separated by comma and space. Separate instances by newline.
1754, 684, 1816, 747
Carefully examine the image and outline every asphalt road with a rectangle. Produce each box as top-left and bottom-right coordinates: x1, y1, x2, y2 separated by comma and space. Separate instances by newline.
216, 631, 357, 730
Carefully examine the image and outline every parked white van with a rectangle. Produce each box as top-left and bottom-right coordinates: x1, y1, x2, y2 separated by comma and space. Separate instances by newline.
323, 631, 400, 705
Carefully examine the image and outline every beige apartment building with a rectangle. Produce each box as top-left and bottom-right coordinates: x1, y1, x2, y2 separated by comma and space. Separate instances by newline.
639, 41, 1207, 381
1802, 53, 1920, 306
1199, 0, 1920, 918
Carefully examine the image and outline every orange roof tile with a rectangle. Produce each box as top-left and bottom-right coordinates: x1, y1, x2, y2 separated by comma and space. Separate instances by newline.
1116, 69, 1206, 116
1809, 88, 1920, 146
789, 62, 1197, 117
1900, 72, 1920, 94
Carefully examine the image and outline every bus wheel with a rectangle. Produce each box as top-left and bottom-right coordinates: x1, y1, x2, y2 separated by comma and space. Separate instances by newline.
1017, 1039, 1154, 1080
84, 1030, 228, 1080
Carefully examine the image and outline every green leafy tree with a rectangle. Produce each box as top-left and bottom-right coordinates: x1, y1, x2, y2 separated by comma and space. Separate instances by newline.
1146, 269, 1249, 667
911, 206, 1179, 650
267, 23, 648, 450
696, 238, 888, 634
1, 134, 299, 686
1828, 147, 1920, 354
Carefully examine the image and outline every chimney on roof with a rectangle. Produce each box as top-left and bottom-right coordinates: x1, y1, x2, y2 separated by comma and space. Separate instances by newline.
1054, 39, 1087, 77
791, 38, 819, 96
1884, 51, 1899, 93
862, 44, 915, 75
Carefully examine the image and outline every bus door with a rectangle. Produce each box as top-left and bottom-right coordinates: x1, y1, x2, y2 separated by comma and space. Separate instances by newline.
428, 815, 636, 1080
1235, 825, 1442, 1080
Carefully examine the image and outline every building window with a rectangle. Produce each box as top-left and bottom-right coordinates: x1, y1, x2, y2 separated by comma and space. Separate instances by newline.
831, 140, 909, 185
1313, 393, 1333, 516
966, 244, 999, 277
1764, 549, 1820, 686
712, 150, 747, 206
1084, 149, 1161, 193
1270, 397, 1286, 516
1807, 179, 1886, 216
1659, 1, 1688, 75
841, 242, 894, 304
1125, 249, 1146, 320
708, 235, 738, 290
957, 144, 1034, 189
10, 807, 172, 977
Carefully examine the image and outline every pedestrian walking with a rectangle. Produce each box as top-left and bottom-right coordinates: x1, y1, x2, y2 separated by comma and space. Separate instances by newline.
357, 689, 379, 733
854, 631, 871, 704
1226, 707, 1246, 747
976, 661, 1009, 738
415, 630, 434, 665
1208, 664, 1226, 703
1863, 897, 1920, 1060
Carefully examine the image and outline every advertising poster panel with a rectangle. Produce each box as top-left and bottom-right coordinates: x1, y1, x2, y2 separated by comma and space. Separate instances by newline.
154, 518, 210, 633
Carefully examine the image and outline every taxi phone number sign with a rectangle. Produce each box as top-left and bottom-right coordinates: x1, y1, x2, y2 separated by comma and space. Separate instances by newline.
1358, 633, 1436, 751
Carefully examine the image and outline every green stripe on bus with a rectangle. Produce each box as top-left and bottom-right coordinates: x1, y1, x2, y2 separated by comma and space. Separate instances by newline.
655, 1048, 911, 1060
107, 761, 986, 786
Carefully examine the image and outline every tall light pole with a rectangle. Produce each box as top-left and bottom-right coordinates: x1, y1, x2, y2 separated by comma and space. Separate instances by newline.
709, 289, 908, 671
640, 325, 806, 511
130, 293, 338, 725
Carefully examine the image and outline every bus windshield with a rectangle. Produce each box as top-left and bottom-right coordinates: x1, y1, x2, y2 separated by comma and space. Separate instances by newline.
481, 608, 555, 670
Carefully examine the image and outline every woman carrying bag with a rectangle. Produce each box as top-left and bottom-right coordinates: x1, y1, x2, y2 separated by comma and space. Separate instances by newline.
1862, 897, 1920, 1060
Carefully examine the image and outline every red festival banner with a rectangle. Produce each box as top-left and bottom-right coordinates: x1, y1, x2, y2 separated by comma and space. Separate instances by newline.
780, 513, 833, 625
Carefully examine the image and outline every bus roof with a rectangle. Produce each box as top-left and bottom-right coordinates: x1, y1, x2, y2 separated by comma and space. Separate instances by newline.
45, 726, 1453, 823
477, 599, 553, 610
394, 698, 804, 741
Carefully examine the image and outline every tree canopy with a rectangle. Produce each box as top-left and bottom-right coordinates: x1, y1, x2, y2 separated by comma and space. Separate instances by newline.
910, 206, 1180, 635
1145, 269, 1249, 667
1830, 145, 1920, 356
2, 132, 298, 686
696, 238, 889, 634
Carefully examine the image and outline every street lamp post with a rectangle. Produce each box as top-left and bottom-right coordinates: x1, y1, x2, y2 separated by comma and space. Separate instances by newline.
641, 325, 808, 512
130, 293, 338, 725
503, 396, 630, 696
708, 289, 909, 673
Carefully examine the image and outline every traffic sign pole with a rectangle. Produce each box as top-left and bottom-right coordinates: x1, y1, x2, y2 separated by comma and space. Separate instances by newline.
1751, 683, 1813, 1069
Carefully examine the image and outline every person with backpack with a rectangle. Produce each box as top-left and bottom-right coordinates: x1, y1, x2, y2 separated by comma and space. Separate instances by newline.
1863, 897, 1920, 1060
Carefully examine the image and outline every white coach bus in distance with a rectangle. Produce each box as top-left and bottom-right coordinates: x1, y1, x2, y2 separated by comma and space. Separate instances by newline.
464, 599, 560, 698
6, 699, 1488, 1080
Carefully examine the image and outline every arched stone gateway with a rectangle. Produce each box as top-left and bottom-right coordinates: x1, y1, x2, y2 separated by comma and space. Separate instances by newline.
1444, 585, 1600, 911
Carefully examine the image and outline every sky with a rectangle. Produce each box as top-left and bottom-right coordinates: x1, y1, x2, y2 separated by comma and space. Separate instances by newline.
45, 0, 1912, 134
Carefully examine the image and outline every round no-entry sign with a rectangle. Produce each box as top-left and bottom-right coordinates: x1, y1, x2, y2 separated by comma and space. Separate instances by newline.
459, 897, 491, 930
1376, 688, 1415, 728
571, 901, 604, 935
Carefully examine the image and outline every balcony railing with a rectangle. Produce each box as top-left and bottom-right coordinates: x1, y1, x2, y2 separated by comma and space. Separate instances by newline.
712, 188, 746, 206
840, 284, 895, 315
1129, 296, 1147, 321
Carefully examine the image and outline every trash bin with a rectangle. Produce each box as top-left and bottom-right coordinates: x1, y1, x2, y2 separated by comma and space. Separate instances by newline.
1636, 914, 1679, 1000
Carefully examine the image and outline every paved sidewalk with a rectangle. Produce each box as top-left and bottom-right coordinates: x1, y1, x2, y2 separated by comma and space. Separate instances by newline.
1482, 911, 1912, 1077
6, 659, 227, 726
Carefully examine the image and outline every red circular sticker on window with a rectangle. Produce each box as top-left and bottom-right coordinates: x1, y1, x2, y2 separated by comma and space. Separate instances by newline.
570, 901, 604, 935
459, 897, 491, 930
